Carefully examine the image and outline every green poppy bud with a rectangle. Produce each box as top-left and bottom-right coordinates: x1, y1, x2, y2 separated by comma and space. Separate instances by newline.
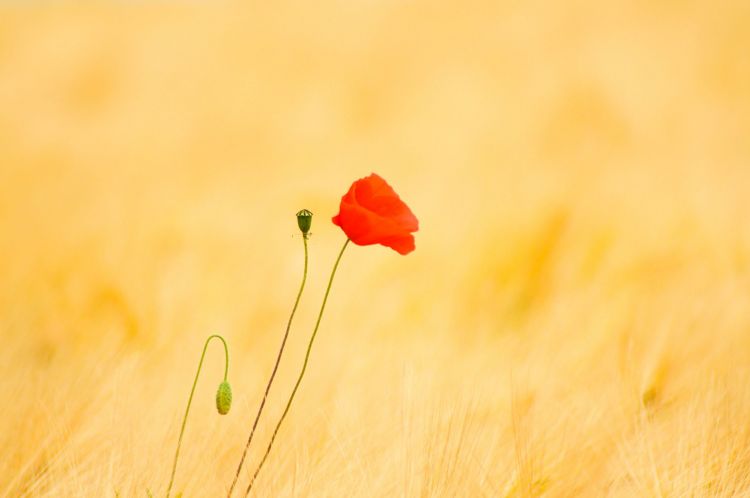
216, 381, 232, 415
296, 209, 313, 236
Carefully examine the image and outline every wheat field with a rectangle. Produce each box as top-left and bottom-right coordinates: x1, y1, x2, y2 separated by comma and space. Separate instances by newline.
1, 1, 750, 497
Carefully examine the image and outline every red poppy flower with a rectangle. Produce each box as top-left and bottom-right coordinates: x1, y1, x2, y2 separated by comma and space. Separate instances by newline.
332, 173, 419, 255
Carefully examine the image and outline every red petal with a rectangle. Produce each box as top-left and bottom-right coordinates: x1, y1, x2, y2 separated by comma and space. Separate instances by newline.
379, 233, 416, 255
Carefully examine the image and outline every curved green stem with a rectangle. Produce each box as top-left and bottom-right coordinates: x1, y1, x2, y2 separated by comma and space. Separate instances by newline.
227, 236, 309, 497
245, 238, 350, 496
166, 334, 229, 498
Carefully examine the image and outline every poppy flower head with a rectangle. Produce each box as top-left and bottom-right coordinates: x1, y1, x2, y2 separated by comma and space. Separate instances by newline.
332, 173, 419, 255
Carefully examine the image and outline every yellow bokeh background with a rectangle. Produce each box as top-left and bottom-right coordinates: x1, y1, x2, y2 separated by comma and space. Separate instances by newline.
1, 1, 750, 496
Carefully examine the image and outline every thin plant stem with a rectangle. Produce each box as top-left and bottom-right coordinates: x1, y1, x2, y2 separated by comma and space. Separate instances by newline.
165, 334, 229, 498
227, 235, 309, 497
245, 238, 350, 496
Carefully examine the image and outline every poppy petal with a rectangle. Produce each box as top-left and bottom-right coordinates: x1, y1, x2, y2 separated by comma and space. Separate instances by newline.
379, 233, 416, 255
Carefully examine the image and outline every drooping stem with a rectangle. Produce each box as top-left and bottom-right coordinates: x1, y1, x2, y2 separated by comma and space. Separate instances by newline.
245, 238, 350, 496
227, 235, 309, 497
165, 334, 229, 498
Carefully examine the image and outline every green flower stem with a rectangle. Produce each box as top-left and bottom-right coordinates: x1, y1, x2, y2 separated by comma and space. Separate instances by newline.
227, 235, 310, 497
166, 334, 229, 498
244, 238, 350, 496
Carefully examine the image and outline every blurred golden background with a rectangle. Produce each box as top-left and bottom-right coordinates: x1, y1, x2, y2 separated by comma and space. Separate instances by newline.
1, 1, 750, 496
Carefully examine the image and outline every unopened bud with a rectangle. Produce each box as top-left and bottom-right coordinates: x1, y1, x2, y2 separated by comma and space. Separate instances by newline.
296, 209, 313, 236
216, 381, 232, 415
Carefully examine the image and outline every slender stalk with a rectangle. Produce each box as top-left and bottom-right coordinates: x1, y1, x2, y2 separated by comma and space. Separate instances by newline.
245, 238, 350, 496
227, 236, 310, 497
166, 334, 229, 498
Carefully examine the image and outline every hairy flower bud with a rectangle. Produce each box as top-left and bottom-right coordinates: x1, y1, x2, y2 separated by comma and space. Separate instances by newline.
216, 381, 232, 415
296, 209, 313, 236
